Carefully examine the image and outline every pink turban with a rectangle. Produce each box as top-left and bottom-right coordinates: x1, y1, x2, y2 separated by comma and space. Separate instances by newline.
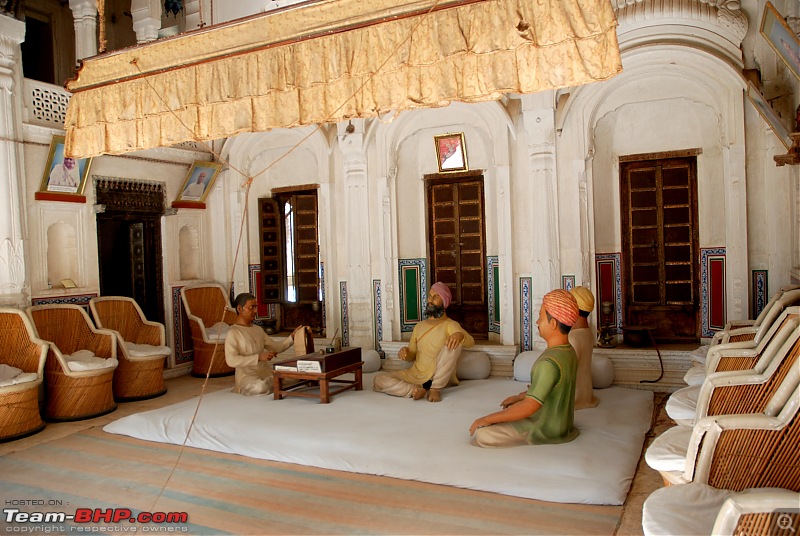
430, 282, 452, 309
542, 289, 580, 327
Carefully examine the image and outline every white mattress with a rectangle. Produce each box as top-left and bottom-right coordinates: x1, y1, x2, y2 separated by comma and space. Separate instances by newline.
104, 376, 653, 505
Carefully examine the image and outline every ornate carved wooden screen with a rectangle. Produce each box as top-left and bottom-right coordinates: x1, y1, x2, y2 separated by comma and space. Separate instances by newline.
620, 152, 700, 343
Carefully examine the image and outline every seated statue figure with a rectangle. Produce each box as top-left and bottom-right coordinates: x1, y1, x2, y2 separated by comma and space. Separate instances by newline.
373, 282, 474, 402
569, 286, 599, 409
225, 293, 306, 396
469, 289, 580, 447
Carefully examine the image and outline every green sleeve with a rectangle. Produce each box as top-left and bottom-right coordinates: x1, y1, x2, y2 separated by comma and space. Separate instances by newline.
526, 358, 560, 405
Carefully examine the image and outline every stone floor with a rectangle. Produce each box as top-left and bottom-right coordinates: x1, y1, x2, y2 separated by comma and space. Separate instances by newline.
0, 375, 675, 535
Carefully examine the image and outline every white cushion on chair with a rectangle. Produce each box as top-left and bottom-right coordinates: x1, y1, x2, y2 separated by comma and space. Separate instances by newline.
65, 350, 118, 372
645, 425, 693, 473
683, 364, 706, 386
457, 351, 491, 380
0, 364, 38, 387
206, 322, 230, 342
665, 384, 700, 425
125, 342, 171, 358
643, 483, 734, 536
690, 345, 711, 364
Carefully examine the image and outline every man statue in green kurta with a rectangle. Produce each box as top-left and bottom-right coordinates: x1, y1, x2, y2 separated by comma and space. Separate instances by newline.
469, 289, 580, 447
373, 282, 474, 402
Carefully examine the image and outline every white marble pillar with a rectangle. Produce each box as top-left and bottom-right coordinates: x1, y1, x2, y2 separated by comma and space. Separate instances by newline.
378, 164, 398, 342
722, 143, 748, 323
338, 119, 374, 349
0, 16, 28, 308
131, 0, 161, 44
521, 91, 560, 344
68, 0, 97, 60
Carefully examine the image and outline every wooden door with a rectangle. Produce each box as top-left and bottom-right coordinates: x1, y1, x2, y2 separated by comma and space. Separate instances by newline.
620, 156, 700, 343
427, 174, 487, 338
97, 215, 164, 324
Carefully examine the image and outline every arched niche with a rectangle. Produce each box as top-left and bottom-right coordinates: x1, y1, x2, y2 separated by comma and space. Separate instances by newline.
46, 222, 78, 287
178, 224, 201, 280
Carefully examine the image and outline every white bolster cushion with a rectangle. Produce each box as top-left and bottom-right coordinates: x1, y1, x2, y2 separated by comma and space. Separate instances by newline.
513, 350, 545, 382
457, 350, 491, 380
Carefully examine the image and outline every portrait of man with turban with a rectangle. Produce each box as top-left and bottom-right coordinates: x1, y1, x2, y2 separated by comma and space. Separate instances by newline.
373, 281, 474, 402
470, 289, 580, 448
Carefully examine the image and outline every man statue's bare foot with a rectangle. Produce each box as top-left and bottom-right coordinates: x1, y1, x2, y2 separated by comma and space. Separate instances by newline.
412, 386, 427, 400
427, 388, 442, 402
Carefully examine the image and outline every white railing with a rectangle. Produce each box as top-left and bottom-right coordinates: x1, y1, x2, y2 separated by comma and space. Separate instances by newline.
23, 79, 71, 128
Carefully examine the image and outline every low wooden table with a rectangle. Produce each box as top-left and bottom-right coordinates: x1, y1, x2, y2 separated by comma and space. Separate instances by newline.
273, 348, 363, 404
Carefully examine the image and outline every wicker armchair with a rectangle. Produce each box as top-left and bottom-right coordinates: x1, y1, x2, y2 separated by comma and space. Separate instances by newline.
642, 384, 800, 535
180, 283, 236, 377
27, 305, 118, 421
684, 308, 800, 387
711, 489, 799, 535
710, 288, 800, 347
89, 297, 169, 401
669, 310, 800, 422
647, 321, 800, 485
0, 308, 48, 442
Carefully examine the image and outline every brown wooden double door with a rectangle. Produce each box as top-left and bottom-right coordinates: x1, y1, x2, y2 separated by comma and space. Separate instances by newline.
620, 155, 700, 343
426, 173, 487, 339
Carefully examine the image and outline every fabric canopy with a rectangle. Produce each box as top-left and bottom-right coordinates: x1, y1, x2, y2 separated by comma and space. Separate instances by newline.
64, 0, 622, 158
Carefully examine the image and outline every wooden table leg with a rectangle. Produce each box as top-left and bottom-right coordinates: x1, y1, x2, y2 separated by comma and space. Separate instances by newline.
320, 379, 330, 403
273, 375, 282, 400
355, 366, 363, 391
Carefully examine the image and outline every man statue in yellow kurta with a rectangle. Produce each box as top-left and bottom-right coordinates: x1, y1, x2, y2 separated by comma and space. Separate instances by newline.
373, 282, 474, 402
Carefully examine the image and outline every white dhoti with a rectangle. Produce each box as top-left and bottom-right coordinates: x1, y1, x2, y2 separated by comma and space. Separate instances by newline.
373, 346, 463, 397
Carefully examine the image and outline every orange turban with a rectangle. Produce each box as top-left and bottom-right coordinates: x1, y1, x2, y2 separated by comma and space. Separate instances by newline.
542, 289, 579, 327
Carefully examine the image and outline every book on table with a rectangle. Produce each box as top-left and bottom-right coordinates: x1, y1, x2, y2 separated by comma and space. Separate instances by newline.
275, 347, 362, 373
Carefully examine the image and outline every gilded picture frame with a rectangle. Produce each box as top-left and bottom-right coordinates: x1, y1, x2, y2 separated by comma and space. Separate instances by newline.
760, 2, 800, 81
746, 82, 793, 150
434, 133, 468, 173
39, 135, 93, 196
174, 161, 223, 204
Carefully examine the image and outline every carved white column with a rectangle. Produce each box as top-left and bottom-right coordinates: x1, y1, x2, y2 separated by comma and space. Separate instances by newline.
0, 16, 28, 308
378, 164, 398, 341
521, 92, 560, 344
339, 119, 374, 349
723, 143, 748, 323
68, 0, 97, 60
131, 0, 161, 44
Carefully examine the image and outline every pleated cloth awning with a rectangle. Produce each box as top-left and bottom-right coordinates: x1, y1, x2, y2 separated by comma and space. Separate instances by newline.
64, 0, 622, 158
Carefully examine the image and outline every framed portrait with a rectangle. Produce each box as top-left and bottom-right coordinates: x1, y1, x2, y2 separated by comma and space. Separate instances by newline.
760, 2, 800, 81
38, 135, 92, 196
174, 161, 222, 204
746, 82, 793, 150
434, 133, 468, 173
